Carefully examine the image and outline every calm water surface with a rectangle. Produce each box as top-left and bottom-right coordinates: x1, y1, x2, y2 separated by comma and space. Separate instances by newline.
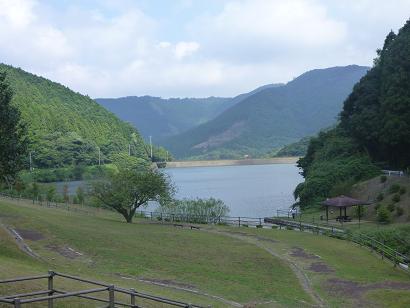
56, 164, 303, 218
161, 164, 303, 217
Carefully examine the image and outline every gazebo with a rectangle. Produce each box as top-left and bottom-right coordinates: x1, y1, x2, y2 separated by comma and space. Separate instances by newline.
322, 195, 371, 222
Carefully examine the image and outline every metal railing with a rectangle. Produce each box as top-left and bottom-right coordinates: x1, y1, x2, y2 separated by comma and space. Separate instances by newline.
0, 271, 205, 308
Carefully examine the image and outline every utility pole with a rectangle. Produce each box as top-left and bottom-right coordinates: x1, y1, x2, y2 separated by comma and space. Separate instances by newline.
98, 147, 101, 166
29, 151, 34, 172
128, 144, 131, 156
149, 136, 153, 160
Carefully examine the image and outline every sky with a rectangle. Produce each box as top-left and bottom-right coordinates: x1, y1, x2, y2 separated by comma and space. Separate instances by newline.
0, 0, 409, 98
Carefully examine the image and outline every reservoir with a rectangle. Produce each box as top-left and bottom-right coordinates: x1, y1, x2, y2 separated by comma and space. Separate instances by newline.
160, 163, 303, 218
57, 163, 303, 218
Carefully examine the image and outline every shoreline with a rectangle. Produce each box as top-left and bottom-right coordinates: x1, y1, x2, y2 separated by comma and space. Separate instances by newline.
164, 157, 300, 168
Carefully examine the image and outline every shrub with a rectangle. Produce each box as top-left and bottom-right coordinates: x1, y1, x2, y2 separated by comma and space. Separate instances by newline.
387, 203, 395, 212
392, 194, 401, 203
377, 206, 391, 223
399, 187, 407, 195
389, 184, 400, 194
256, 225, 263, 228
376, 192, 384, 201
158, 198, 229, 224
271, 225, 278, 229
242, 224, 248, 228
374, 203, 381, 211
396, 206, 404, 216
380, 175, 387, 183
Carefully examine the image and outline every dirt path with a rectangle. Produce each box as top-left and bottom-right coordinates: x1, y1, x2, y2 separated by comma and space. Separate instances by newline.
117, 274, 243, 307
0, 222, 43, 261
203, 228, 326, 307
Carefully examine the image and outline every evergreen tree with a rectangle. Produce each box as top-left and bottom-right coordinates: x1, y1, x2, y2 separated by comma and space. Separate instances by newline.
341, 19, 410, 168
0, 72, 28, 187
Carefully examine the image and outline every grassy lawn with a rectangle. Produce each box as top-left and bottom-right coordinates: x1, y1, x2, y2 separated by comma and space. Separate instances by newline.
216, 226, 410, 307
0, 199, 310, 307
1, 198, 409, 307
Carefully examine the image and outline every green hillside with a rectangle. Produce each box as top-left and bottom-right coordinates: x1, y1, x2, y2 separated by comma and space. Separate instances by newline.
275, 136, 312, 157
161, 65, 368, 159
0, 64, 147, 169
95, 84, 282, 141
296, 19, 410, 208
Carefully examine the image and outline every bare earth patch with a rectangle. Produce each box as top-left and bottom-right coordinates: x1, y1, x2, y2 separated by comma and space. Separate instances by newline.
290, 247, 319, 259
327, 278, 410, 306
15, 228, 45, 241
46, 244, 83, 259
308, 262, 334, 273
139, 277, 196, 290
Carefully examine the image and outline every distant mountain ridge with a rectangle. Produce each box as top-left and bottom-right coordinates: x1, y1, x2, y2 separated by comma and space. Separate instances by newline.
161, 65, 369, 159
95, 83, 283, 141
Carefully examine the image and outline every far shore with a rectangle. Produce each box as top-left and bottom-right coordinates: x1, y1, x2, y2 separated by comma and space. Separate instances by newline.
164, 157, 300, 168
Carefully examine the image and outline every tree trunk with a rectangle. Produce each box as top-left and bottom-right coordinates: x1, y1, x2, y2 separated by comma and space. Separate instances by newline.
125, 215, 133, 223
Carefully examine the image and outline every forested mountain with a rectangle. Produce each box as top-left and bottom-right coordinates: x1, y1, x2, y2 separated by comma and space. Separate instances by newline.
95, 84, 282, 141
0, 64, 148, 169
296, 19, 410, 208
161, 65, 369, 159
275, 137, 312, 157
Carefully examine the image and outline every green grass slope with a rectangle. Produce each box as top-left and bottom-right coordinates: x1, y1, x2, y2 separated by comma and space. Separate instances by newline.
161, 65, 369, 159
1, 198, 409, 307
0, 199, 310, 307
0, 64, 147, 168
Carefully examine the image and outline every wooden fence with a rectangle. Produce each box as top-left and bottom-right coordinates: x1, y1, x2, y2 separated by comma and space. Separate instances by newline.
0, 271, 205, 308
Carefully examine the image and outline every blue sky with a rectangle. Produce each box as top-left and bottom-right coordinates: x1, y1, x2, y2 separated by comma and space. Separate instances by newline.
0, 0, 409, 98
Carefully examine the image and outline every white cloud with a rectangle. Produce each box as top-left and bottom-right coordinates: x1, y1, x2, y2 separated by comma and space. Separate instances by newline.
0, 0, 409, 98
174, 41, 200, 59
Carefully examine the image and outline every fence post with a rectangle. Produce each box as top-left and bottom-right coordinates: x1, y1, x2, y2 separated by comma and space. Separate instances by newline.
130, 288, 136, 307
259, 218, 262, 226
48, 270, 54, 308
238, 217, 241, 227
150, 212, 153, 220
108, 285, 115, 308
13, 298, 21, 308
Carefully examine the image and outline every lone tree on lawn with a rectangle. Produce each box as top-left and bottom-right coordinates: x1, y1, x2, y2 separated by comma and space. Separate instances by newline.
0, 72, 28, 188
92, 168, 175, 223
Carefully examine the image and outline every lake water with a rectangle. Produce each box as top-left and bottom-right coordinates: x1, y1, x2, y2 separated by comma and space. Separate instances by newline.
56, 164, 303, 218
159, 164, 303, 217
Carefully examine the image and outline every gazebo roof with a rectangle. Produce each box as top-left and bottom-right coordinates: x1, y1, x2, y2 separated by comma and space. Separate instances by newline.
322, 195, 371, 208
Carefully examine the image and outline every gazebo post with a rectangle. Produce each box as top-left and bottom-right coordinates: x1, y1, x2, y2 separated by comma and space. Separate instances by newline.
326, 206, 329, 222
344, 207, 347, 219
339, 207, 342, 219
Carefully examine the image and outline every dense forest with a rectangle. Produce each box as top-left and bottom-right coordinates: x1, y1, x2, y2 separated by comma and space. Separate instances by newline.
161, 66, 368, 159
0, 64, 149, 170
295, 19, 410, 208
